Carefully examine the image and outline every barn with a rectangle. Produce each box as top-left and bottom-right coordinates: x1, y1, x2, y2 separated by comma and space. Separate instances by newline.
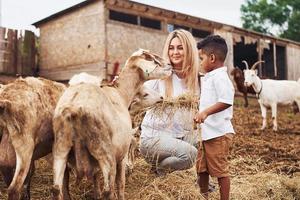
33, 0, 300, 81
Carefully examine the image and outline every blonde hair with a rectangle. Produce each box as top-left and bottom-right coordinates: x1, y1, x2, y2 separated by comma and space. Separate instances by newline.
162, 29, 199, 98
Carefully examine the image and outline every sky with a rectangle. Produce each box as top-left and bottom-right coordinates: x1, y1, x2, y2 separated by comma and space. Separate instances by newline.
0, 0, 246, 34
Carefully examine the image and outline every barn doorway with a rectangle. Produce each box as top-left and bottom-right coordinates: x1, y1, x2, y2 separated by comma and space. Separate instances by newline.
262, 43, 286, 80
233, 36, 258, 71
233, 36, 286, 80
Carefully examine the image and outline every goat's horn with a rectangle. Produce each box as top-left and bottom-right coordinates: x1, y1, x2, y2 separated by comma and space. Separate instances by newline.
242, 60, 249, 69
251, 60, 265, 70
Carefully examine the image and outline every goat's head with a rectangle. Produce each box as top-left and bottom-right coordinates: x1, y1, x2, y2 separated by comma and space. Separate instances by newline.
243, 60, 264, 87
231, 67, 243, 79
124, 49, 172, 80
129, 85, 163, 114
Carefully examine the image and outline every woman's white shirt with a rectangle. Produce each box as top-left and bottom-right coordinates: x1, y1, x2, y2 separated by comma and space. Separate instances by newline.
141, 73, 196, 139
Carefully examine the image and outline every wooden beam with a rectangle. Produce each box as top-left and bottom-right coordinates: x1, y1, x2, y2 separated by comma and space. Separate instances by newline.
187, 16, 200, 24
175, 13, 187, 21
273, 41, 277, 77
132, 4, 147, 12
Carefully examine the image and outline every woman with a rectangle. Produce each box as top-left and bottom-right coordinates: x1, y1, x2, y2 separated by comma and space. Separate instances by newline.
140, 29, 200, 175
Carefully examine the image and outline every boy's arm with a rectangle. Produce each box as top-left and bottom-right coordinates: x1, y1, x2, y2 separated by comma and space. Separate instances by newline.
194, 102, 231, 123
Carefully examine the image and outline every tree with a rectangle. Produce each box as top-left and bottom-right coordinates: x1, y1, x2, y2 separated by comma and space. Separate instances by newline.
241, 0, 300, 42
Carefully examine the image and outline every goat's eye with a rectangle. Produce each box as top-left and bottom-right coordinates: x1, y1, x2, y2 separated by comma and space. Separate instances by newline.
143, 93, 149, 98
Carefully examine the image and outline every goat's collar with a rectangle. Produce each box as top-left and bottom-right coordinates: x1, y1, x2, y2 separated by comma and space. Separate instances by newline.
256, 79, 263, 99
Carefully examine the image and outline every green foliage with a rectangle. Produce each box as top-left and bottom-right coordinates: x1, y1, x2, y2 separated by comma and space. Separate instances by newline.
241, 0, 300, 42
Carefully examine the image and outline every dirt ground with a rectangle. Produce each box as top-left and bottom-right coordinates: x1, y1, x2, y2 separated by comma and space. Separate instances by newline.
0, 95, 299, 199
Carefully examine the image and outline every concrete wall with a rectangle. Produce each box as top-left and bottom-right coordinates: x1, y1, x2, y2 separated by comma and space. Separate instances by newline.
38, 1, 105, 80
106, 20, 167, 75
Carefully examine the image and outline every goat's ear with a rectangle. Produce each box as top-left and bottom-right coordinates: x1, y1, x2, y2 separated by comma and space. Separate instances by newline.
254, 69, 258, 75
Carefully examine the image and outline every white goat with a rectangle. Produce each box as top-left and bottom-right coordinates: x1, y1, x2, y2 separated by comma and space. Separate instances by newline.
243, 60, 300, 131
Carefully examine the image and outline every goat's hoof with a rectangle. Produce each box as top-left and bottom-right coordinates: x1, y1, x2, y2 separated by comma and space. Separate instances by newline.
102, 191, 116, 200
51, 185, 62, 200
22, 193, 30, 200
8, 188, 20, 200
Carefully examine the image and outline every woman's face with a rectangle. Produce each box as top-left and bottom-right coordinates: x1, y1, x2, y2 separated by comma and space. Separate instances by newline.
168, 37, 184, 70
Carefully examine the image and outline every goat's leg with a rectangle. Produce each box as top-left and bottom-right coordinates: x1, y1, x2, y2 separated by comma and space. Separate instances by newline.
88, 144, 116, 200
52, 133, 72, 200
99, 157, 116, 200
243, 92, 248, 107
294, 99, 300, 114
259, 101, 267, 130
7, 137, 34, 200
62, 166, 71, 200
116, 159, 126, 200
22, 162, 35, 200
0, 133, 16, 186
271, 103, 278, 131
93, 171, 102, 200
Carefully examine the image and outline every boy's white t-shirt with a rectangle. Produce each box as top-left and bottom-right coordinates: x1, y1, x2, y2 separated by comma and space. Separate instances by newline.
141, 73, 197, 139
199, 67, 235, 141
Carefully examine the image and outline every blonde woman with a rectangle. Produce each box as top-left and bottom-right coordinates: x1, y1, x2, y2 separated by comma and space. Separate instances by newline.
140, 29, 200, 175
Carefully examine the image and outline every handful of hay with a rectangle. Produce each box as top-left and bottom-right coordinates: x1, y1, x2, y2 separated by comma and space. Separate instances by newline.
131, 94, 199, 129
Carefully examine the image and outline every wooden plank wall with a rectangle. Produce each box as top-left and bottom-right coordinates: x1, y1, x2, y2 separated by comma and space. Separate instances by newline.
0, 27, 37, 76
286, 45, 300, 81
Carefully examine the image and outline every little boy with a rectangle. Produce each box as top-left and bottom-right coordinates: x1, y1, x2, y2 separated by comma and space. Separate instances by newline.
194, 35, 235, 200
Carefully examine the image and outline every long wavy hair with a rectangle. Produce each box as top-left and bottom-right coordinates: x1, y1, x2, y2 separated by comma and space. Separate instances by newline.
162, 29, 199, 98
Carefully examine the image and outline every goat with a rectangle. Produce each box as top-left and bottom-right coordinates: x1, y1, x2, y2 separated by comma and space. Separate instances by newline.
0, 77, 65, 200
230, 63, 256, 107
244, 61, 300, 131
68, 72, 163, 174
52, 49, 171, 200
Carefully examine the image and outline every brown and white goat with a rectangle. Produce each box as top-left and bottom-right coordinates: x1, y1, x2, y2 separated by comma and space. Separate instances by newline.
230, 62, 256, 107
0, 77, 65, 200
52, 49, 171, 200
67, 72, 164, 175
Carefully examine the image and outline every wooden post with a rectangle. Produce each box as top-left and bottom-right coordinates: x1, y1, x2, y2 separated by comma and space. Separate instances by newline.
258, 38, 263, 76
0, 27, 5, 72
273, 41, 277, 78
21, 30, 36, 75
104, 3, 108, 80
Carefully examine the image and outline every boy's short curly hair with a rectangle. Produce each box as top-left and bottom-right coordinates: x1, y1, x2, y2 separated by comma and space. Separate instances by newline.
197, 35, 228, 62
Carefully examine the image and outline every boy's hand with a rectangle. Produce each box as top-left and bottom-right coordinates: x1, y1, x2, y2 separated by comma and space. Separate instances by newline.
194, 102, 231, 124
194, 111, 208, 124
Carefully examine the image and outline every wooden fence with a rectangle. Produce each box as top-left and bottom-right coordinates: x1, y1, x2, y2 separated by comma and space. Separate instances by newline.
0, 27, 37, 76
